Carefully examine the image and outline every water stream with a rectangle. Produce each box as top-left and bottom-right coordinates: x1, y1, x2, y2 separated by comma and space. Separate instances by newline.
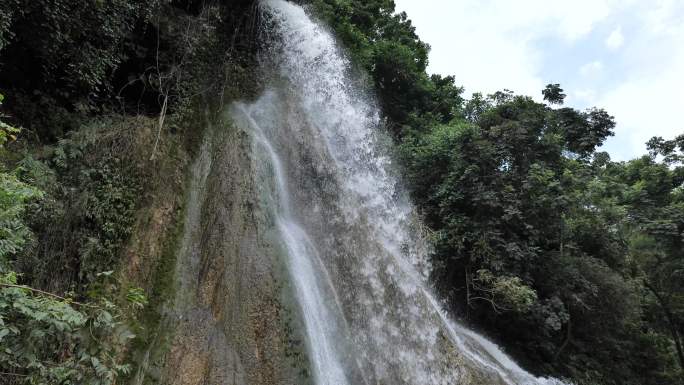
231, 1, 571, 384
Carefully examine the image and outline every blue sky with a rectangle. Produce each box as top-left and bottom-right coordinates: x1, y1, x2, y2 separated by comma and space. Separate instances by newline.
393, 0, 684, 160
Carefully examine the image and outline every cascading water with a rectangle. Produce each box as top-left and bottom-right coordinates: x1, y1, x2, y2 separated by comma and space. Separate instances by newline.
231, 0, 572, 384
233, 101, 350, 385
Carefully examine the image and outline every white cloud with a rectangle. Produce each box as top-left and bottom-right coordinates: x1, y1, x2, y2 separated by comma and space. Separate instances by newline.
605, 26, 625, 50
598, 3, 684, 160
392, 0, 684, 160
551, 1, 613, 41
580, 61, 604, 76
599, 59, 684, 159
645, 0, 684, 35
573, 89, 598, 104
392, 0, 617, 97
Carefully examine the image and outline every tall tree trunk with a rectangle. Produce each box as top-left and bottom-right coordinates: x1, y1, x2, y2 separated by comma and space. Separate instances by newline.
553, 315, 572, 362
646, 281, 684, 371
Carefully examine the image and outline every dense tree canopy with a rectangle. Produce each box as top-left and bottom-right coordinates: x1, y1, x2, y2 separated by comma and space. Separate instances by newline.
399, 92, 681, 384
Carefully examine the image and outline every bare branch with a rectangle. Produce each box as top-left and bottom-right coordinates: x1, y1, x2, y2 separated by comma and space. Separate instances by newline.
0, 283, 92, 307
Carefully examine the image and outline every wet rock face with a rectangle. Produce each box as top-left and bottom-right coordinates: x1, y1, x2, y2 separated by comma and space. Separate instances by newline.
138, 111, 511, 385
159, 124, 305, 385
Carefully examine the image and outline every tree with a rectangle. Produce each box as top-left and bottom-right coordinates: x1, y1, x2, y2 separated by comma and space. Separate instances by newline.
0, 93, 145, 384
399, 87, 677, 384
621, 142, 684, 374
543, 83, 566, 105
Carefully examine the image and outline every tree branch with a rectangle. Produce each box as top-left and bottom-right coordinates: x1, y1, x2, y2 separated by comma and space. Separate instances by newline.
0, 283, 92, 307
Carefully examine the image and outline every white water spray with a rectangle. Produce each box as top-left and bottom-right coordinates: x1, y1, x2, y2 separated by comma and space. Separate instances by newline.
233, 101, 351, 385
232, 1, 572, 384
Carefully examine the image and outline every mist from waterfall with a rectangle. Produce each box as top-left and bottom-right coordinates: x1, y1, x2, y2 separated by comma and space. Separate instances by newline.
230, 1, 572, 384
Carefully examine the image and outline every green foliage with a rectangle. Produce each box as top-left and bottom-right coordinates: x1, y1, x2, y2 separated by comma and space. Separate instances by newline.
397, 88, 678, 383
619, 148, 684, 376
542, 83, 566, 105
0, 93, 42, 266
0, 92, 19, 148
1, 0, 156, 94
0, 0, 259, 141
310, 0, 463, 134
0, 172, 42, 263
0, 106, 146, 384
126, 287, 149, 310
0, 267, 151, 384
0, 0, 19, 52
0, 272, 138, 385
647, 134, 684, 166
16, 119, 142, 293
472, 269, 538, 313
0, 0, 164, 139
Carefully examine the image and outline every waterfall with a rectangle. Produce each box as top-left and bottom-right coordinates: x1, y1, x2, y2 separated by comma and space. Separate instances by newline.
230, 1, 572, 384
234, 101, 350, 385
